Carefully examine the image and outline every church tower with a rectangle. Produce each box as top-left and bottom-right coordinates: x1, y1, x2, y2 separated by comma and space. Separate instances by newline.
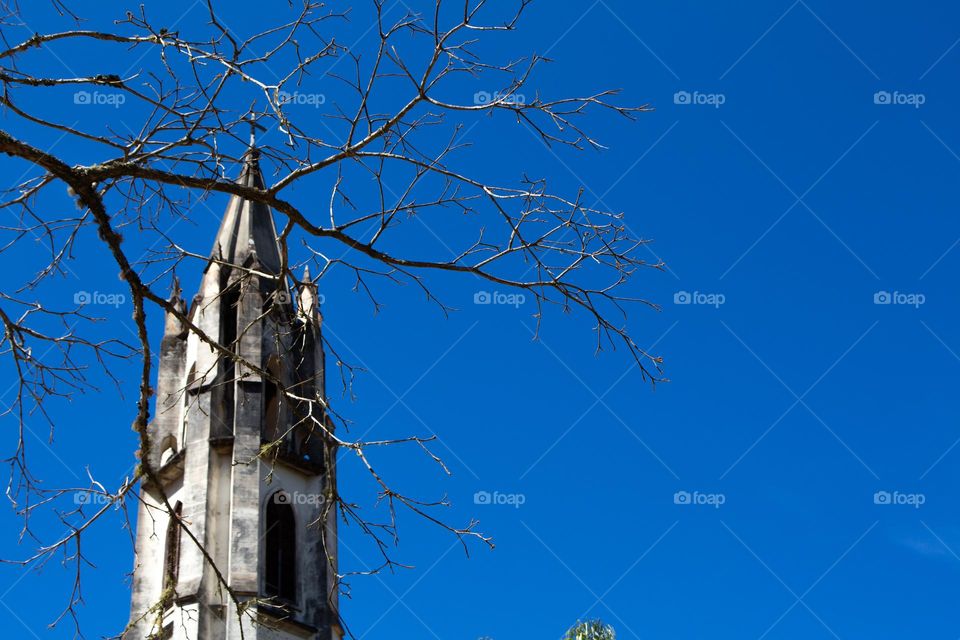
126, 147, 340, 640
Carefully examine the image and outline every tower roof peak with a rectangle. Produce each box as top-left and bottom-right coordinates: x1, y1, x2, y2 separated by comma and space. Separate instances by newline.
209, 148, 281, 274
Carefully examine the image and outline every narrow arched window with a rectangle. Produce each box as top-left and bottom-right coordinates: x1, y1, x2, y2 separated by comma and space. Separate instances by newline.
163, 501, 183, 592
185, 363, 198, 391
264, 379, 280, 441
159, 434, 178, 467
263, 358, 284, 444
264, 493, 296, 602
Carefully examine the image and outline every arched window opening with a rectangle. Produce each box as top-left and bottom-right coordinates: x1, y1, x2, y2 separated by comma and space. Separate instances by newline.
219, 283, 240, 434
185, 363, 198, 391
264, 494, 296, 602
163, 501, 183, 592
264, 380, 280, 441
159, 434, 178, 467
263, 358, 283, 444
220, 283, 239, 351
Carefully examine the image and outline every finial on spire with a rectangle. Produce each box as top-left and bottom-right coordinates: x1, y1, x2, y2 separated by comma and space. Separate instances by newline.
169, 273, 181, 301
164, 273, 188, 339
298, 265, 320, 322
243, 110, 266, 147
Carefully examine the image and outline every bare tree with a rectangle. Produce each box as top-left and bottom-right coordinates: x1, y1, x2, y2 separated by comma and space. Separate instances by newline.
0, 0, 661, 636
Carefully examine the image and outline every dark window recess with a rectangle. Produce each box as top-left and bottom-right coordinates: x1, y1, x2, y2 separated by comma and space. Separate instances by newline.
219, 285, 240, 432
264, 379, 280, 443
264, 495, 296, 602
163, 502, 183, 592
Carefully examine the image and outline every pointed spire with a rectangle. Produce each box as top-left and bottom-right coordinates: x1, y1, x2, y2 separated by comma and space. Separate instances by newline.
209, 147, 282, 274
297, 265, 320, 322
163, 274, 187, 339
170, 273, 181, 300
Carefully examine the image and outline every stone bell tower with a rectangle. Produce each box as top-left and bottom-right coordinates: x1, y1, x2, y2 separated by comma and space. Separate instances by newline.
125, 147, 340, 640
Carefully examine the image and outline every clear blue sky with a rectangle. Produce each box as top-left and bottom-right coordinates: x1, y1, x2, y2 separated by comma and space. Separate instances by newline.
1, 1, 959, 638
